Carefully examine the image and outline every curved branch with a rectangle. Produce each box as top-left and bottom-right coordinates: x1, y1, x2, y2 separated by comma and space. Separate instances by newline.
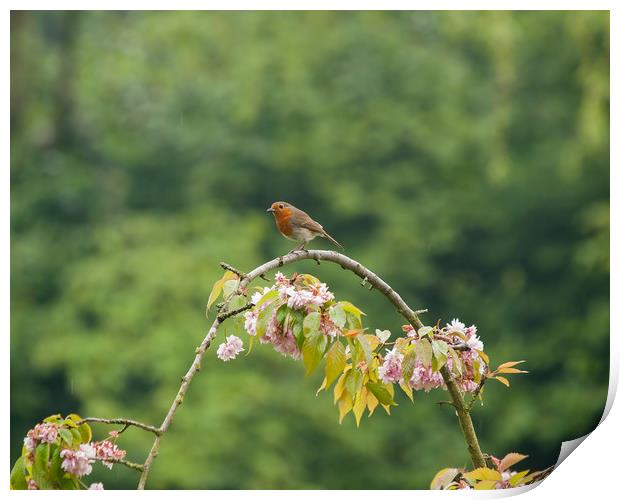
240, 250, 426, 330
137, 250, 486, 488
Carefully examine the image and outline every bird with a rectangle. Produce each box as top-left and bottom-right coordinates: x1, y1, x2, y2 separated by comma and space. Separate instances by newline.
267, 201, 344, 253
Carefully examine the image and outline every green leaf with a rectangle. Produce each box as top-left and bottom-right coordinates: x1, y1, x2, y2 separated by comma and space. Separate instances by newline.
59, 475, 79, 490
416, 338, 432, 368
401, 347, 417, 382
431, 340, 449, 371
32, 443, 52, 489
10, 456, 28, 490
338, 391, 353, 423
418, 326, 433, 338
474, 479, 498, 490
333, 369, 350, 403
43, 414, 63, 424
477, 349, 490, 365
276, 304, 290, 324
399, 380, 414, 402
325, 341, 346, 389
356, 335, 373, 364
303, 311, 321, 337
256, 300, 279, 338
58, 428, 73, 446
228, 294, 247, 311
463, 467, 502, 482
77, 421, 92, 444
448, 347, 463, 377
48, 445, 62, 486
255, 289, 279, 308
338, 301, 365, 318
508, 470, 530, 487
302, 332, 324, 375
292, 322, 304, 349
375, 329, 391, 343
222, 279, 239, 300
345, 368, 362, 396
328, 304, 346, 328
70, 428, 82, 444
366, 382, 396, 406
430, 467, 459, 490
207, 271, 236, 313
352, 388, 367, 427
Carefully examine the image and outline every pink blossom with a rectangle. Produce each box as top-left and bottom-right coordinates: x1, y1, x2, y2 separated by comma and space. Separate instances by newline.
60, 444, 96, 477
283, 287, 315, 309
458, 379, 479, 392
274, 272, 289, 286
27, 478, 38, 490
307, 283, 335, 307
23, 422, 59, 453
261, 313, 301, 359
216, 335, 245, 361
23, 436, 36, 453
378, 348, 403, 384
466, 333, 484, 351
409, 362, 445, 392
446, 318, 466, 335
244, 309, 258, 336
270, 329, 301, 359
320, 314, 340, 338
31, 422, 59, 444
457, 480, 472, 490
92, 440, 126, 469
251, 287, 272, 305
89, 482, 105, 490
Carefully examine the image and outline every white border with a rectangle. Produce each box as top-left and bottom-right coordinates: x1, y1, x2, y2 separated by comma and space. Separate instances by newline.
3, 2, 616, 498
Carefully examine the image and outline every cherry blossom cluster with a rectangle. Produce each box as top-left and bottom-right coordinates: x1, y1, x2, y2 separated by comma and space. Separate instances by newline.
20, 418, 127, 490
218, 272, 338, 361
23, 422, 59, 454
379, 319, 486, 393
59, 439, 126, 477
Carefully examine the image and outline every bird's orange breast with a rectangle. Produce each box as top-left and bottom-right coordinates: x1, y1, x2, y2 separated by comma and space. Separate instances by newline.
274, 208, 294, 237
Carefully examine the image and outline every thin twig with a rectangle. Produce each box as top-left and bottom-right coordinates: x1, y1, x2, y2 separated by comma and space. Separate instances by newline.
466, 368, 488, 411
217, 303, 253, 321
94, 457, 145, 472
219, 262, 247, 279
78, 418, 161, 436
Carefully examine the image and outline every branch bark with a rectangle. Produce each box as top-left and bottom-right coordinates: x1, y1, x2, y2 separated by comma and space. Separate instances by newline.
78, 417, 161, 436
136, 250, 486, 488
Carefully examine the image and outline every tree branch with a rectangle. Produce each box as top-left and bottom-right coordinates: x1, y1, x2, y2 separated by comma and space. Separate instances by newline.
136, 250, 486, 488
78, 417, 161, 436
94, 457, 145, 472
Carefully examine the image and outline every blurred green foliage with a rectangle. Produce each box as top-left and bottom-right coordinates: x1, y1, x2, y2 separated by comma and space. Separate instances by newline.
11, 11, 609, 489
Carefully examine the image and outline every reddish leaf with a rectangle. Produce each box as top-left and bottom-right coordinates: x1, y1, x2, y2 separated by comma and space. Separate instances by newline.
499, 453, 528, 472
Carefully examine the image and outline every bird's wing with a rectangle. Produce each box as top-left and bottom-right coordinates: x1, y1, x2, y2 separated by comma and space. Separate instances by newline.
290, 211, 324, 234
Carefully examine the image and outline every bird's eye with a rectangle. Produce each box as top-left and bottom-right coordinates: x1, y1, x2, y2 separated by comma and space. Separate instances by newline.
279, 204, 284, 209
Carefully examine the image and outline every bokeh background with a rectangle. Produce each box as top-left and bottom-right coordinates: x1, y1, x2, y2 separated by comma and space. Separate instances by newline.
10, 11, 609, 489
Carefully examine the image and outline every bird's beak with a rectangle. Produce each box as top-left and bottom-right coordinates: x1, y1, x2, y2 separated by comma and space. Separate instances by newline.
266, 208, 274, 213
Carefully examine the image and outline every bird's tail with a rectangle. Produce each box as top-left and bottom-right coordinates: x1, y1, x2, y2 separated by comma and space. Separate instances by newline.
322, 231, 344, 250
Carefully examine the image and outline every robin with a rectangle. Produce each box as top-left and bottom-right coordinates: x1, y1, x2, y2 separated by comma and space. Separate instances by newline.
267, 201, 344, 252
